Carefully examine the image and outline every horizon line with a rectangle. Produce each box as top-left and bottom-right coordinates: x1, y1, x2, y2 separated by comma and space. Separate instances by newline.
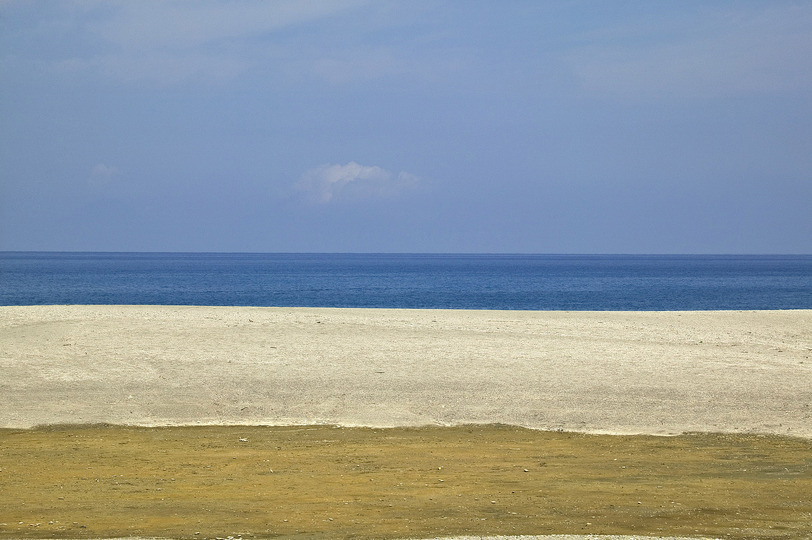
2, 251, 811, 257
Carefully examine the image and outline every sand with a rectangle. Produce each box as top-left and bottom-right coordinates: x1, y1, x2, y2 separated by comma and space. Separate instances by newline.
1, 305, 810, 436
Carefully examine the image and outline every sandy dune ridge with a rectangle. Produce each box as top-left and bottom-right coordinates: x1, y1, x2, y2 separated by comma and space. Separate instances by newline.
2, 305, 810, 437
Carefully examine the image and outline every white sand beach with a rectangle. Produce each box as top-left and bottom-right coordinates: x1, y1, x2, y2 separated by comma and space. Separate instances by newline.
2, 305, 810, 437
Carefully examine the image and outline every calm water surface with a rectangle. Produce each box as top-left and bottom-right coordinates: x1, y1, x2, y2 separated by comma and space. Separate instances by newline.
1, 253, 810, 310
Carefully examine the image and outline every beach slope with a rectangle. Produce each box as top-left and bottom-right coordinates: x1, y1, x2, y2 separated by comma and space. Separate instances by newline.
2, 305, 810, 436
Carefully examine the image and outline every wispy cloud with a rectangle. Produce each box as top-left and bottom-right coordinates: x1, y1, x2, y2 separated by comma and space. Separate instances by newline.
568, 4, 812, 100
309, 46, 469, 87
56, 52, 251, 86
35, 0, 367, 85
311, 49, 407, 85
6, 0, 465, 89
93, 0, 366, 50
89, 162, 118, 187
295, 161, 418, 204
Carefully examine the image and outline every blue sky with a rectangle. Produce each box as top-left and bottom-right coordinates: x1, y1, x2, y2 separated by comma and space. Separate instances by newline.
1, 1, 811, 253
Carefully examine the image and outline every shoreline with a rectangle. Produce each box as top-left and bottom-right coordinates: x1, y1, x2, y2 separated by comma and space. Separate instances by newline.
2, 305, 810, 437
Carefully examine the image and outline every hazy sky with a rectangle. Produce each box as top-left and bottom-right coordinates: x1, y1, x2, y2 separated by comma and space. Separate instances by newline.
2, 1, 811, 253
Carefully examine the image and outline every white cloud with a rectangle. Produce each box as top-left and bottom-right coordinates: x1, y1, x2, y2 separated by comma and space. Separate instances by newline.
295, 162, 418, 203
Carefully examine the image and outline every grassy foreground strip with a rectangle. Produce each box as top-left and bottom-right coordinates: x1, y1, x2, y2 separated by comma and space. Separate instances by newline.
1, 425, 810, 539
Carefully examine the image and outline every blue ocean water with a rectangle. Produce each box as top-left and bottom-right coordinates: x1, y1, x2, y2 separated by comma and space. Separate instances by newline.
1, 252, 810, 310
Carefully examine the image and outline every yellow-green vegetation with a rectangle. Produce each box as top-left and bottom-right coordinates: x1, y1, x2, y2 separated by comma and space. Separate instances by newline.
1, 424, 810, 539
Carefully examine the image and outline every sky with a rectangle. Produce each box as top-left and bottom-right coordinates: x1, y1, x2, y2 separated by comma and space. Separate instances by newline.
1, 1, 811, 253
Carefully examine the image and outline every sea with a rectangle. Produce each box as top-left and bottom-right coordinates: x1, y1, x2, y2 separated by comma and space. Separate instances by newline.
1, 252, 810, 311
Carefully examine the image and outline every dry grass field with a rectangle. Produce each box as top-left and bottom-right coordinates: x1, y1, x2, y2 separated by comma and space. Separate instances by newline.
2, 424, 811, 539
